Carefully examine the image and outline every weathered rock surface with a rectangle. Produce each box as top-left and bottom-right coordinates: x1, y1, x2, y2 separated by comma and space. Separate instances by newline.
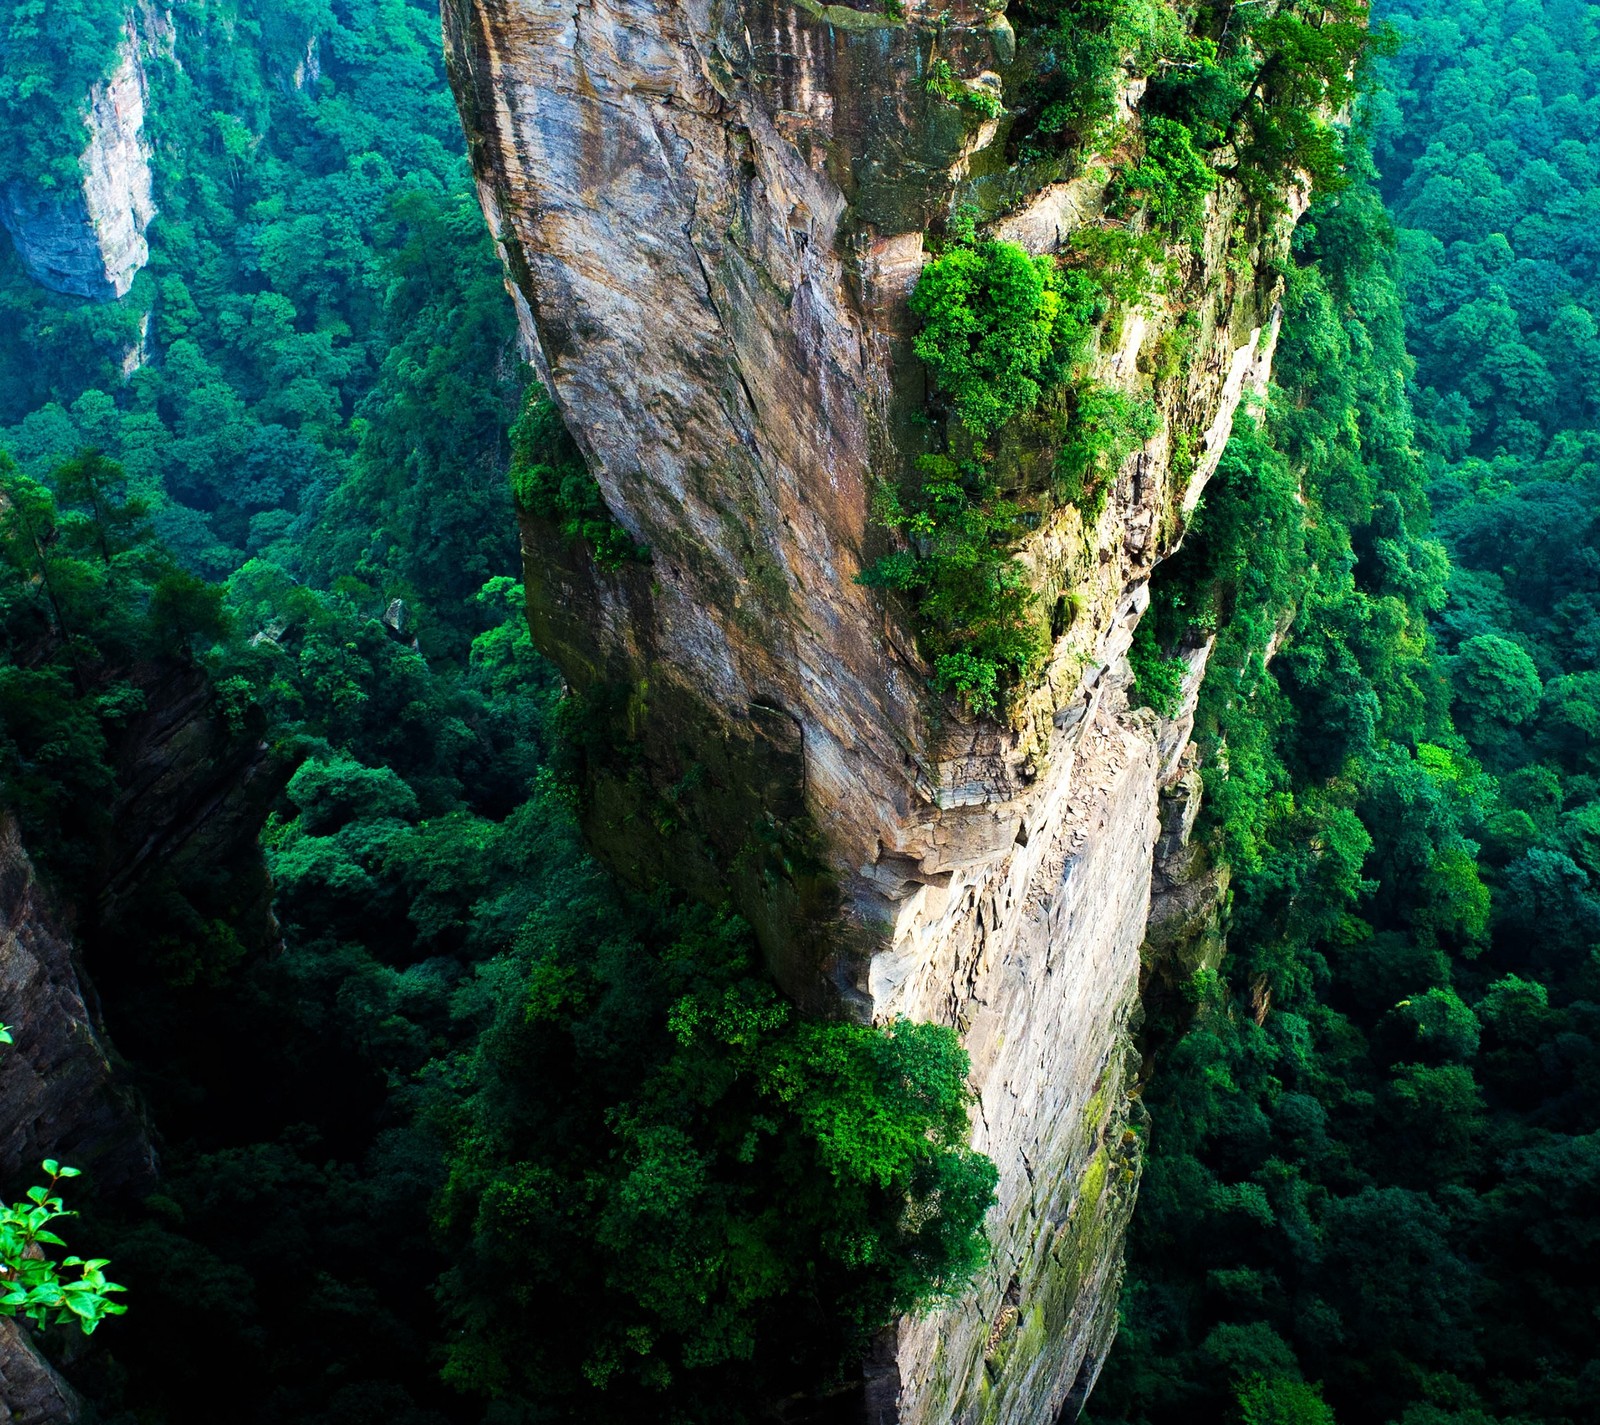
444, 1, 1292, 1417
0, 12, 157, 300
0, 814, 154, 1196
0, 654, 282, 1424
0, 1318, 80, 1425
0, 815, 146, 1425
97, 660, 281, 940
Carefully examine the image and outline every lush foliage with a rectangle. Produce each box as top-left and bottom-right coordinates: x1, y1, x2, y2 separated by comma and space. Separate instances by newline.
1091, 19, 1600, 1409
1109, 115, 1217, 243
0, 448, 231, 879
0, 1158, 126, 1335
507, 391, 645, 569
0, 7, 999, 1420
861, 453, 1047, 714
877, 0, 1392, 721
1012, 0, 1390, 198
909, 233, 1095, 438
870, 222, 1165, 715
0, 0, 126, 187
0, 0, 522, 659
435, 897, 994, 1414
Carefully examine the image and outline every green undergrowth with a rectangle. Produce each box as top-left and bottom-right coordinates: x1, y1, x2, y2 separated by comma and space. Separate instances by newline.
861, 217, 1155, 717
435, 889, 998, 1415
1010, 0, 1389, 203
865, 2, 1388, 720
925, 56, 1003, 119
0, 428, 1002, 1421
508, 390, 648, 570
1128, 619, 1187, 717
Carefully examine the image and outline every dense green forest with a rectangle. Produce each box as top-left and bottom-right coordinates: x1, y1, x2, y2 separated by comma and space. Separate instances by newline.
0, 3, 992, 1420
4, 0, 1600, 1423
1092, 2, 1600, 1423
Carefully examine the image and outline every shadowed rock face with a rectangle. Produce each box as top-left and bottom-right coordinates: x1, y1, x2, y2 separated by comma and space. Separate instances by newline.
0, 12, 157, 300
0, 818, 147, 1425
443, 1, 1295, 1417
0, 814, 155, 1195
0, 1317, 79, 1425
0, 655, 283, 1424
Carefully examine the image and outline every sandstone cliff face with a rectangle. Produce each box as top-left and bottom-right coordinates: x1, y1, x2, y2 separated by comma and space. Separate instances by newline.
444, 2, 1290, 1417
0, 12, 157, 300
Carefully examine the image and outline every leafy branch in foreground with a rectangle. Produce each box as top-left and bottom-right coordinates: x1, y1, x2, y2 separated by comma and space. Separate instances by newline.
0, 1025, 126, 1335
0, 1158, 126, 1335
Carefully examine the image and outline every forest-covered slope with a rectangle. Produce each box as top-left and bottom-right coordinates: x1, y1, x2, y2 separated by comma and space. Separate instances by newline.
0, 2, 1596, 1424
1091, 3, 1600, 1423
0, 4, 998, 1420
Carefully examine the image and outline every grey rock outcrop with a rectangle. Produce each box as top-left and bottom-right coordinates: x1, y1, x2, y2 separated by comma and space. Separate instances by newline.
443, 0, 1297, 1417
0, 13, 156, 300
0, 1318, 79, 1425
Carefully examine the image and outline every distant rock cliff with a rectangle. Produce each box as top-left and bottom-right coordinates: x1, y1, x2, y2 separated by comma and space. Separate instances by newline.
0, 11, 157, 300
444, 1, 1295, 1417
0, 654, 283, 1424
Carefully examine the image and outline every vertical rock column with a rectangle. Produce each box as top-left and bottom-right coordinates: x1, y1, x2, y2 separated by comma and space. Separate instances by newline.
443, 1, 1292, 1418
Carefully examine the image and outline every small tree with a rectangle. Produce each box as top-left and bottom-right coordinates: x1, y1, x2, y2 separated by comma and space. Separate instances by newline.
910, 236, 1096, 437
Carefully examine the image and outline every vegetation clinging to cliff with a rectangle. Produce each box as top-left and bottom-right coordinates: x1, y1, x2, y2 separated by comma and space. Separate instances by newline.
1096, 32, 1600, 1403
0, 1150, 125, 1336
0, 0, 127, 188
436, 896, 996, 1414
507, 390, 647, 569
865, 221, 1141, 716
908, 225, 1097, 438
1014, 0, 1390, 199
872, 0, 1390, 722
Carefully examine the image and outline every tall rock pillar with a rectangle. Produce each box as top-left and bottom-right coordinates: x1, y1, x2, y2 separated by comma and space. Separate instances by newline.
442, 1, 1293, 1418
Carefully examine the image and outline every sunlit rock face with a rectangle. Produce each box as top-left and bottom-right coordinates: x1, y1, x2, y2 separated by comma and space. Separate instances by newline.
444, 1, 1292, 1416
1, 12, 157, 300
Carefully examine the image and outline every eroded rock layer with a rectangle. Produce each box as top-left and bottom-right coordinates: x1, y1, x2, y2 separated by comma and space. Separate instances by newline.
444, 1, 1291, 1417
1, 11, 158, 300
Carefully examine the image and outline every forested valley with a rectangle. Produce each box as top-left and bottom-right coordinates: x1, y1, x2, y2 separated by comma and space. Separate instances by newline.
0, 1, 1595, 1424
1095, 2, 1600, 1421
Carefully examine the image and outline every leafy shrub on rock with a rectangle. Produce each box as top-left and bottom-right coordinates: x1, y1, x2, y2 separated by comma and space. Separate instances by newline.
910, 233, 1098, 438
433, 895, 997, 1416
861, 455, 1048, 715
508, 392, 647, 569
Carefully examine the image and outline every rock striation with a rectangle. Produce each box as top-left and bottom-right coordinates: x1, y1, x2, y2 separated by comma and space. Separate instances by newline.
0, 12, 157, 300
444, 1, 1294, 1418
